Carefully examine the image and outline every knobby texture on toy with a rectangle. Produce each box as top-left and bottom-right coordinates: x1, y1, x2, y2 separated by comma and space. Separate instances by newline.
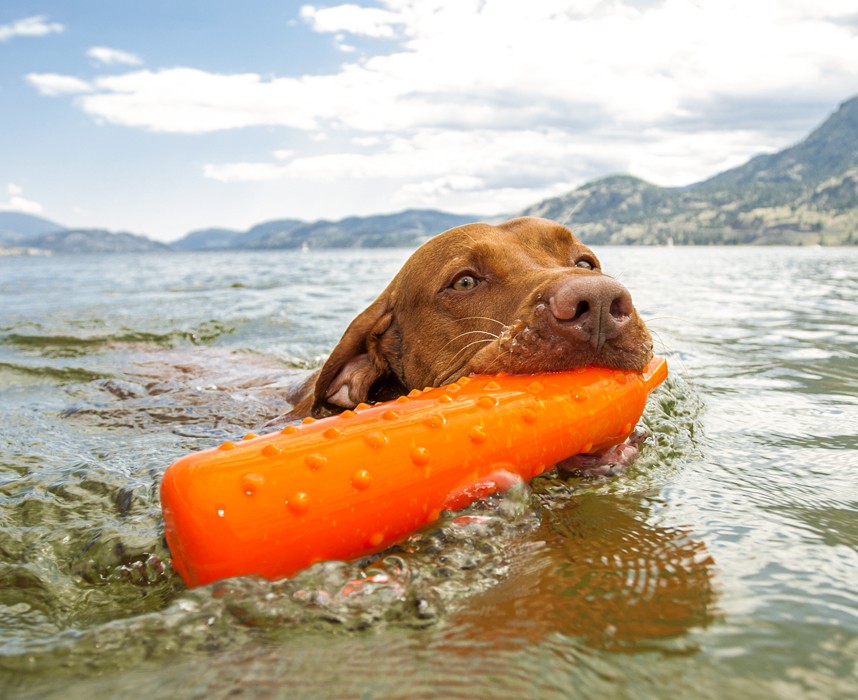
161, 357, 668, 587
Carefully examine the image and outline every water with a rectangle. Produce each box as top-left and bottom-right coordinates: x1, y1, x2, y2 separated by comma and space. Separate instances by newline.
1, 246, 856, 699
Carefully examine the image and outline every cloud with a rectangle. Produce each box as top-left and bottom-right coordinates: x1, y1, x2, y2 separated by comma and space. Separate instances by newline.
202, 124, 777, 215
30, 1, 858, 133
0, 15, 64, 42
24, 1, 858, 212
86, 46, 143, 66
26, 73, 93, 96
300, 3, 405, 38
0, 184, 44, 214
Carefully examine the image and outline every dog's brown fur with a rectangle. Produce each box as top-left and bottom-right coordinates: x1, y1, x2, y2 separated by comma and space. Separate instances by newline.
286, 217, 652, 419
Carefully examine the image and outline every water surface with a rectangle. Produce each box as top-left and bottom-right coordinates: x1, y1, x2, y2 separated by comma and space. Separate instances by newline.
1, 246, 856, 699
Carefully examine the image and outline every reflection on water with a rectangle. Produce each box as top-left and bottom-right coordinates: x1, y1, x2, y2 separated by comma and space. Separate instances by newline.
446, 491, 717, 653
1, 246, 857, 699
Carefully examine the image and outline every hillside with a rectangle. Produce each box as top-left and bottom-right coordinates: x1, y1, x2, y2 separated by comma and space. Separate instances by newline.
0, 211, 65, 246
245, 210, 477, 249
170, 227, 244, 251
170, 211, 477, 250
32, 229, 170, 254
522, 96, 858, 244
3, 95, 858, 250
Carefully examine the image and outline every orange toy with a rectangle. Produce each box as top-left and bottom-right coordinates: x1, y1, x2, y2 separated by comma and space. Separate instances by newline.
161, 356, 667, 587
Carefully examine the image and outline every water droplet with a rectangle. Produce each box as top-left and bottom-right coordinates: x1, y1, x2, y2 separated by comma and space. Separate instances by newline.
323, 427, 342, 440
302, 417, 316, 425
382, 410, 400, 420
458, 376, 472, 385
305, 453, 327, 471
395, 395, 410, 404
438, 394, 453, 404
355, 402, 371, 411
483, 380, 501, 391
242, 432, 258, 441
241, 473, 264, 496
446, 383, 461, 393
352, 469, 372, 490
364, 431, 388, 448
477, 396, 497, 408
218, 441, 237, 451
340, 409, 356, 418
573, 390, 589, 402
411, 447, 430, 466
527, 381, 544, 394
521, 408, 538, 423
408, 388, 423, 397
281, 425, 299, 435
368, 532, 384, 547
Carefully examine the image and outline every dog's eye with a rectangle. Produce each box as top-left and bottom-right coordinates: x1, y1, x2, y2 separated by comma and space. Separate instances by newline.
451, 274, 480, 291
575, 259, 596, 270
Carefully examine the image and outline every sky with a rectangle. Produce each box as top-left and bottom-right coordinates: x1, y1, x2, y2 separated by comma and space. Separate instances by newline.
1, 1, 858, 242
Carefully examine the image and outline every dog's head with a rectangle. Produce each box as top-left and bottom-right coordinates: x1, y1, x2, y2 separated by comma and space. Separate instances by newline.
312, 217, 653, 415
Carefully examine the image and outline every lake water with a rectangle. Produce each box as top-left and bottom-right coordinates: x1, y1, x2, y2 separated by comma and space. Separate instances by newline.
1, 246, 856, 699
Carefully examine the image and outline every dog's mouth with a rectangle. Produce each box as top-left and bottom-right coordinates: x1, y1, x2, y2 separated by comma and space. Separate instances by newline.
459, 314, 654, 378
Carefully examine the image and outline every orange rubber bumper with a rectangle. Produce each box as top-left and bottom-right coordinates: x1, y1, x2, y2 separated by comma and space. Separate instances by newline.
161, 356, 667, 587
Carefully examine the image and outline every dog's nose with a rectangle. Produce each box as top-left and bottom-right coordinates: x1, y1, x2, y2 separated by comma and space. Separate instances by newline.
548, 275, 635, 351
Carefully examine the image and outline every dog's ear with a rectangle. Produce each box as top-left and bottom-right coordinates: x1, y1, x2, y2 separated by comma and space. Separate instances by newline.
312, 296, 396, 415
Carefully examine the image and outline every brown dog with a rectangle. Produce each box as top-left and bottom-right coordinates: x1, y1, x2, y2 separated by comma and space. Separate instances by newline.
286, 217, 653, 419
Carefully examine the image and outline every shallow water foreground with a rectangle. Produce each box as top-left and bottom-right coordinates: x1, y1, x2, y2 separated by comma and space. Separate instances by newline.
1, 246, 856, 699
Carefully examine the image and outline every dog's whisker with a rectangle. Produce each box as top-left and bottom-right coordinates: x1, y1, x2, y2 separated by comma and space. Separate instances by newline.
646, 327, 691, 377
643, 314, 690, 325
476, 328, 524, 376
454, 316, 507, 328
439, 330, 498, 356
436, 338, 496, 385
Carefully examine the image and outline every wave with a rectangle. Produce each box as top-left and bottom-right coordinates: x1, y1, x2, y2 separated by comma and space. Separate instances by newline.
0, 361, 114, 383
1, 321, 234, 357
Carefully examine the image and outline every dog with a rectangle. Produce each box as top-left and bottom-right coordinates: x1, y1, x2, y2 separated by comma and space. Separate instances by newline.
284, 216, 653, 428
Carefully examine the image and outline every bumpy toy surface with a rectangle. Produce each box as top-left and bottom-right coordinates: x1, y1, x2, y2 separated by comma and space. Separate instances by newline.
161, 357, 667, 587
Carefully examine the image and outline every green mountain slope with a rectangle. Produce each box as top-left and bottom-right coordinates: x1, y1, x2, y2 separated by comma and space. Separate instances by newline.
522, 96, 858, 244
33, 229, 170, 253
246, 210, 477, 249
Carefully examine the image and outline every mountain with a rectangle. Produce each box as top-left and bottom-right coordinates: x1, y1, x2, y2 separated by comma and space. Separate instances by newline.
246, 210, 477, 249
169, 212, 475, 250
32, 229, 170, 254
170, 220, 305, 250
521, 96, 858, 244
170, 227, 244, 251
4, 95, 858, 251
226, 218, 303, 249
0, 211, 65, 246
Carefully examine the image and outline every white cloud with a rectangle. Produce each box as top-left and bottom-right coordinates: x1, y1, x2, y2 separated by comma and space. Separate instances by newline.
300, 3, 405, 38
0, 15, 64, 42
202, 124, 778, 215
26, 73, 93, 96
87, 46, 143, 66
23, 1, 858, 215
0, 184, 44, 214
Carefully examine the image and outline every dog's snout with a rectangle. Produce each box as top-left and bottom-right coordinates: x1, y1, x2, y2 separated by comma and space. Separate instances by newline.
548, 276, 634, 350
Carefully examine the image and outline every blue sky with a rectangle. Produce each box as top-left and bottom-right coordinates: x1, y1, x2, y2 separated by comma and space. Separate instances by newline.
2, 1, 858, 242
